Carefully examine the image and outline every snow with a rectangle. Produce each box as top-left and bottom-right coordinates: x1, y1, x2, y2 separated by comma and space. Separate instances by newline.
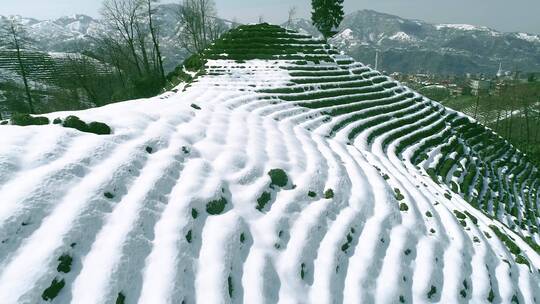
516, 32, 540, 43
388, 31, 415, 42
436, 24, 489, 31
330, 29, 358, 47
0, 36, 539, 303
337, 28, 354, 40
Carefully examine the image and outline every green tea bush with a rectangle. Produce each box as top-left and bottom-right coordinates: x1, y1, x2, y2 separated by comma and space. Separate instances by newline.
206, 197, 228, 215
57, 254, 72, 273
256, 191, 272, 211
42, 278, 65, 301
268, 169, 288, 187
10, 113, 49, 126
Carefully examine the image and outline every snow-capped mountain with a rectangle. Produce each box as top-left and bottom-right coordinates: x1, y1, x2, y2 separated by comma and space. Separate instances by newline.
0, 14, 104, 51
0, 24, 538, 303
3, 8, 539, 75
288, 10, 540, 74
0, 4, 186, 72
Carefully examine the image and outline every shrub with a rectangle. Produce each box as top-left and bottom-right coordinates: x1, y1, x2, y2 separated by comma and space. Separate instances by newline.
104, 192, 115, 199
228, 276, 234, 298
10, 113, 49, 126
487, 289, 494, 302
489, 225, 521, 255
340, 230, 354, 252
186, 230, 192, 243
453, 210, 466, 220
62, 116, 112, 135
515, 255, 530, 268
133, 75, 164, 98
324, 189, 334, 199
464, 211, 478, 225
184, 53, 206, 71
116, 292, 126, 304
42, 278, 65, 301
57, 254, 72, 273
308, 191, 317, 198
256, 191, 272, 211
395, 188, 405, 201
63, 116, 88, 132
268, 169, 288, 187
206, 197, 227, 215
399, 203, 409, 211
427, 285, 437, 299
191, 208, 198, 219
87, 122, 111, 135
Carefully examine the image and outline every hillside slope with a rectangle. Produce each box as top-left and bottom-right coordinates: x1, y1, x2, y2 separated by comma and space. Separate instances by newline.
0, 24, 538, 304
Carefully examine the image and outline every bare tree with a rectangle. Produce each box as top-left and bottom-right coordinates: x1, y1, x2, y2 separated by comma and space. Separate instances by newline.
473, 93, 480, 120
145, 0, 165, 80
99, 0, 168, 98
177, 0, 225, 54
0, 19, 35, 113
59, 54, 115, 107
102, 0, 144, 76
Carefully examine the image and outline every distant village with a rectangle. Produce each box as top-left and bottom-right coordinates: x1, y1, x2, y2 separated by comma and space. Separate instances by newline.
381, 63, 540, 98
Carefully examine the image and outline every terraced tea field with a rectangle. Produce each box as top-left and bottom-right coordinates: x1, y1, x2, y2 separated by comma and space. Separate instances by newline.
0, 49, 110, 85
0, 24, 538, 303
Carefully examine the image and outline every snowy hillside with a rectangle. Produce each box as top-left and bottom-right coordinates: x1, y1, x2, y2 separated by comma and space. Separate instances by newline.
0, 24, 539, 303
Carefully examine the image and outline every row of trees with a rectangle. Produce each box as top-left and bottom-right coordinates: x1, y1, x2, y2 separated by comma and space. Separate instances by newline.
486, 82, 540, 162
94, 0, 168, 99
431, 81, 540, 164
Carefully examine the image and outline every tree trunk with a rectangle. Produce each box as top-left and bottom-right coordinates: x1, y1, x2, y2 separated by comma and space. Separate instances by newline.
12, 32, 34, 113
524, 102, 530, 149
136, 26, 151, 75
200, 0, 208, 47
473, 94, 480, 120
495, 108, 501, 133
147, 0, 165, 81
535, 105, 540, 144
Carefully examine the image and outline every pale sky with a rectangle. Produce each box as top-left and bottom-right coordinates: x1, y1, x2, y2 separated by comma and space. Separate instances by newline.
1, 0, 539, 34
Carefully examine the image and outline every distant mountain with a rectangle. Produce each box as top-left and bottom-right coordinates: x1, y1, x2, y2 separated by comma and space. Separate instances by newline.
0, 4, 187, 72
2, 8, 540, 76
288, 10, 540, 75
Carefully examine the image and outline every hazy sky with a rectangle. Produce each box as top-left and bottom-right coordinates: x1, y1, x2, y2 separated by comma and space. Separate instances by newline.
1, 0, 539, 34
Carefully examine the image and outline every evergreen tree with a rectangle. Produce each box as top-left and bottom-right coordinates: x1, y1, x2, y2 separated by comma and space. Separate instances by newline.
311, 0, 344, 40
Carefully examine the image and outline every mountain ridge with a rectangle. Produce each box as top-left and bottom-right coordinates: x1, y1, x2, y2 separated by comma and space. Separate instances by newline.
289, 9, 540, 74
2, 7, 540, 75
